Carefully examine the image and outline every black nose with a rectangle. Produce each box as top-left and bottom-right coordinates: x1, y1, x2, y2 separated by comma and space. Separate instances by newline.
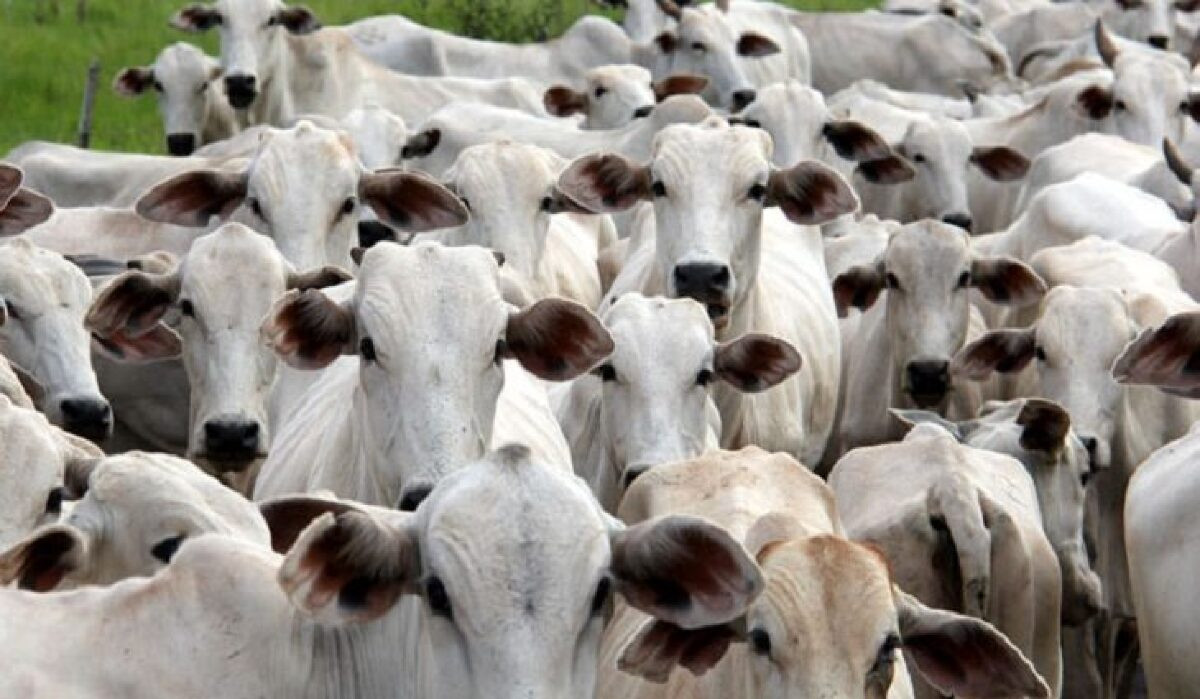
60, 398, 112, 441
358, 220, 396, 249
906, 360, 950, 408
224, 75, 257, 109
942, 213, 974, 232
1148, 35, 1169, 50
399, 484, 433, 512
632, 105, 653, 119
732, 89, 757, 112
203, 418, 260, 465
165, 134, 196, 156
673, 263, 731, 302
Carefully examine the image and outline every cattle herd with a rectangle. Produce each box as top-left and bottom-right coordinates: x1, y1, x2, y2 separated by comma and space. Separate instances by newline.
7, 0, 1200, 695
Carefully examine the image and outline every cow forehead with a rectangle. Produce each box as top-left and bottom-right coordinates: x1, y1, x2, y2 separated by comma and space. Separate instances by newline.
653, 122, 772, 179
588, 64, 652, 88
886, 222, 970, 271
454, 142, 560, 196
904, 118, 971, 156
215, 0, 277, 23
155, 43, 209, 83
250, 125, 361, 189
1038, 287, 1132, 349
186, 224, 287, 279
0, 244, 90, 307
749, 83, 824, 121
605, 296, 713, 363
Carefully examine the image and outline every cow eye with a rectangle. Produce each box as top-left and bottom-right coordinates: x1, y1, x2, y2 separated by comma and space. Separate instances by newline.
885, 272, 901, 291
340, 197, 357, 217
691, 42, 707, 52
1114, 99, 1127, 111
590, 577, 611, 616
179, 299, 195, 317
151, 534, 186, 564
152, 80, 164, 93
248, 197, 266, 221
265, 15, 278, 27
956, 271, 971, 288
597, 363, 617, 382
652, 181, 667, 198
426, 577, 453, 619
594, 86, 608, 98
4, 300, 20, 320
45, 487, 64, 516
696, 368, 714, 386
1181, 101, 1192, 114
359, 337, 377, 362
743, 118, 761, 128
749, 628, 772, 656
911, 153, 927, 164
1035, 346, 1046, 361
494, 338, 508, 364
747, 182, 767, 202
540, 196, 554, 212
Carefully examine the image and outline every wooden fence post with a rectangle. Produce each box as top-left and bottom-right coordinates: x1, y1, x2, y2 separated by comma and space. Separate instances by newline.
77, 59, 100, 148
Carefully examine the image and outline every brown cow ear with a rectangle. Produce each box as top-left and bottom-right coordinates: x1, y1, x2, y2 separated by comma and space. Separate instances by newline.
618, 617, 743, 683
855, 155, 915, 185
1112, 311, 1200, 394
0, 188, 54, 236
0, 164, 22, 207
262, 289, 357, 370
652, 75, 708, 102
359, 170, 468, 233
273, 5, 321, 34
259, 495, 358, 554
503, 298, 614, 381
1017, 398, 1071, 453
92, 324, 182, 363
169, 3, 222, 32
400, 129, 440, 160
737, 32, 780, 57
113, 67, 154, 97
557, 153, 653, 214
971, 146, 1030, 182
0, 525, 87, 592
831, 261, 886, 318
952, 327, 1037, 381
1075, 85, 1114, 120
822, 121, 892, 162
543, 86, 588, 117
970, 257, 1046, 307
287, 266, 353, 292
714, 333, 802, 392
136, 169, 249, 227
767, 161, 858, 225
86, 270, 181, 338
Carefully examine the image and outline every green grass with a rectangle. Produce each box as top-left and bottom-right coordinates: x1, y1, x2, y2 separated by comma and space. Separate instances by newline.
0, 0, 876, 155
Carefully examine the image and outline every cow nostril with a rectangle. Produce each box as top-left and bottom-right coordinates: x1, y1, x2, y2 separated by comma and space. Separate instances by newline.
1148, 35, 1169, 50
633, 105, 653, 119
165, 134, 196, 156
942, 213, 974, 232
732, 89, 757, 112
203, 419, 261, 463
399, 485, 433, 512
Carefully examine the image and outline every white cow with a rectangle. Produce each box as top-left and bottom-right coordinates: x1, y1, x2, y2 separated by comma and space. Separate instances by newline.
84, 224, 350, 476
829, 423, 1062, 698
114, 42, 240, 155
543, 65, 707, 130
555, 294, 801, 510
0, 239, 112, 440
170, 0, 548, 127
0, 396, 101, 550
841, 78, 976, 119
253, 242, 613, 509
829, 220, 1046, 459
403, 94, 713, 178
0, 451, 270, 589
557, 119, 859, 466
601, 446, 1051, 699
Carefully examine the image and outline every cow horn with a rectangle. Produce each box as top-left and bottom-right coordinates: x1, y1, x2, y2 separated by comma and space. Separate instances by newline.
1095, 20, 1119, 68
1165, 139, 1195, 186
655, 0, 683, 20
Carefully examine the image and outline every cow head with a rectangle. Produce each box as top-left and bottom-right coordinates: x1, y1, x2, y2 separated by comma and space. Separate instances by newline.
261, 243, 613, 508
170, 0, 321, 110
558, 119, 857, 333
833, 221, 1045, 409
1100, 0, 1186, 48
115, 43, 225, 156
0, 451, 269, 591
545, 64, 707, 130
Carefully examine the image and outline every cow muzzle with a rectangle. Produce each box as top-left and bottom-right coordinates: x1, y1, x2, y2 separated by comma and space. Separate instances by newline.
166, 134, 197, 156
202, 417, 262, 470
905, 360, 950, 408
224, 75, 258, 110
672, 262, 732, 328
59, 397, 113, 442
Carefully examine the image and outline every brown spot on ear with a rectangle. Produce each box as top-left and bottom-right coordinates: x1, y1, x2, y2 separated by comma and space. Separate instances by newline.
1076, 85, 1114, 120
86, 271, 181, 338
618, 619, 739, 682
822, 121, 892, 162
136, 169, 248, 227
653, 75, 708, 102
275, 5, 321, 34
260, 497, 356, 554
971, 146, 1030, 181
557, 153, 652, 214
169, 3, 222, 32
1112, 311, 1200, 389
1017, 398, 1070, 453
543, 86, 588, 117
287, 266, 353, 292
359, 170, 469, 233
736, 32, 780, 57
505, 298, 614, 381
113, 67, 154, 97
970, 257, 1046, 307
715, 333, 802, 392
264, 289, 355, 370
952, 328, 1037, 380
856, 156, 916, 185
0, 164, 22, 206
767, 161, 858, 225
0, 188, 55, 237
12, 529, 80, 592
401, 129, 440, 160
832, 263, 885, 317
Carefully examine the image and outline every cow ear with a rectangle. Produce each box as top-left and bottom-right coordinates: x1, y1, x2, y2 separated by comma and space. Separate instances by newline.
113, 67, 154, 97
1075, 85, 1114, 120
890, 409, 969, 441
1094, 19, 1119, 68
1178, 0, 1200, 11
169, 3, 223, 32
543, 86, 588, 117
1164, 138, 1195, 186
259, 495, 358, 554
822, 121, 892, 162
970, 146, 1030, 181
1017, 398, 1071, 453
767, 161, 858, 225
359, 170, 469, 233
737, 32, 780, 57
278, 511, 420, 624
618, 617, 743, 683
952, 328, 1037, 380
546, 188, 596, 215
92, 325, 182, 363
503, 298, 614, 380
557, 153, 653, 214
654, 31, 679, 54
714, 333, 802, 392
831, 262, 886, 317
0, 188, 54, 236
855, 155, 916, 185
611, 514, 763, 629
0, 164, 21, 207
286, 265, 353, 292
970, 257, 1046, 306
274, 5, 321, 34
0, 525, 88, 592
653, 75, 708, 102
136, 168, 249, 227
400, 129, 440, 160
1187, 94, 1200, 124
262, 288, 357, 370
897, 590, 1051, 699
86, 270, 182, 339
1112, 311, 1200, 393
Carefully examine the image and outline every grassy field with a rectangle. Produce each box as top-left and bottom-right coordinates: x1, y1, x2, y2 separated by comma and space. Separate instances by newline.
0, 0, 876, 155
